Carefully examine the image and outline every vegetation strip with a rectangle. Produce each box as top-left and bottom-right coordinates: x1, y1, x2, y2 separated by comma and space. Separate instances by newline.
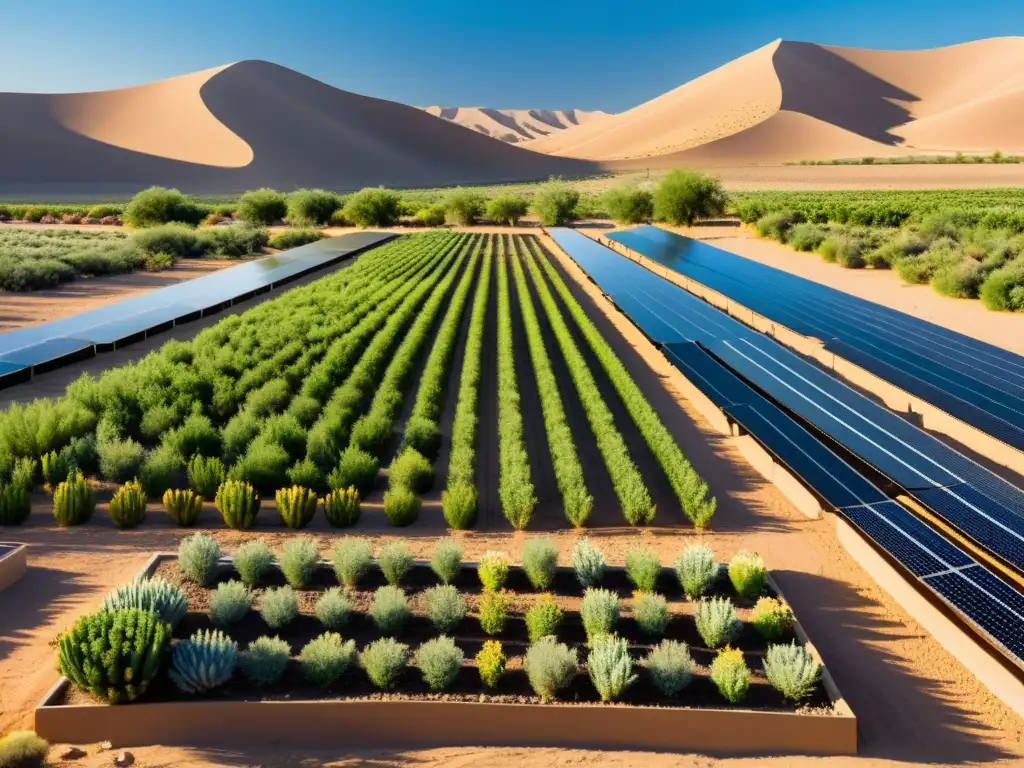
526, 237, 716, 527
508, 237, 592, 527
520, 238, 654, 525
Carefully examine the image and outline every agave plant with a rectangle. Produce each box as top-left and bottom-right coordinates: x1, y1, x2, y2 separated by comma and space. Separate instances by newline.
102, 576, 187, 629
169, 629, 239, 694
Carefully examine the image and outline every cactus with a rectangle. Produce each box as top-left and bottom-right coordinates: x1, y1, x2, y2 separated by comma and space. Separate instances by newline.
57, 609, 170, 703
42, 449, 73, 488
275, 485, 318, 529
322, 486, 360, 528
215, 480, 260, 530
52, 471, 95, 526
102, 576, 187, 629
169, 629, 238, 694
162, 488, 203, 526
0, 482, 30, 525
108, 479, 147, 529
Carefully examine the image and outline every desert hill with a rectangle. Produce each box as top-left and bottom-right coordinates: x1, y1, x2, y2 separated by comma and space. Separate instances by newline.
419, 106, 611, 143
0, 61, 595, 197
524, 37, 1024, 167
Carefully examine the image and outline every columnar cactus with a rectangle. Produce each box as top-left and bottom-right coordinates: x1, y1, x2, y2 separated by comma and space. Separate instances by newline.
162, 488, 204, 526
169, 629, 239, 694
275, 485, 318, 529
215, 480, 260, 530
52, 471, 95, 526
322, 486, 360, 528
108, 479, 148, 529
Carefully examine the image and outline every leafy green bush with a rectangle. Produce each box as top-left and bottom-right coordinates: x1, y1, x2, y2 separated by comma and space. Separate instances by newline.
210, 580, 252, 626
786, 222, 827, 251
522, 538, 558, 590
329, 447, 379, 496
238, 188, 287, 225
350, 414, 393, 458
633, 592, 669, 637
415, 204, 446, 226
695, 597, 740, 648
653, 170, 727, 225
388, 447, 433, 492
124, 186, 204, 228
323, 486, 360, 527
229, 439, 290, 494
383, 486, 420, 526
286, 189, 342, 226
755, 211, 796, 240
300, 632, 355, 686
287, 458, 324, 491
343, 188, 403, 228
818, 234, 866, 268
442, 188, 485, 225
260, 586, 299, 629
932, 258, 985, 298
414, 635, 464, 691
423, 585, 466, 634
625, 547, 661, 593
97, 435, 146, 482
195, 224, 269, 258
587, 634, 636, 702
980, 261, 1024, 311
476, 640, 505, 689
370, 585, 410, 635
674, 545, 718, 598
580, 588, 619, 640
572, 537, 605, 587
359, 637, 409, 690
240, 636, 291, 687
751, 597, 794, 641
0, 482, 31, 525
478, 550, 510, 592
187, 454, 226, 498
138, 444, 182, 497
0, 730, 49, 768
710, 647, 749, 704
58, 609, 170, 703
179, 533, 221, 586
478, 590, 509, 635
234, 539, 274, 587
269, 229, 325, 250
315, 587, 352, 630
108, 479, 147, 529
531, 179, 580, 226
487, 194, 529, 225
331, 538, 373, 587
603, 187, 654, 224
102, 576, 187, 629
170, 628, 238, 694
728, 551, 767, 599
441, 482, 477, 529
376, 541, 413, 585
215, 479, 260, 530
525, 636, 577, 701
430, 537, 463, 584
132, 223, 200, 259
279, 537, 319, 589
402, 416, 442, 462
645, 639, 693, 696
275, 485, 318, 529
763, 642, 821, 701
526, 594, 563, 642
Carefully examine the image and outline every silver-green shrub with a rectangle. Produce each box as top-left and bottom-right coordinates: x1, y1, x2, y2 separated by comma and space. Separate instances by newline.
625, 547, 661, 593
315, 587, 352, 631
102, 576, 187, 629
210, 580, 252, 626
377, 541, 413, 586
674, 544, 718, 599
280, 537, 319, 589
413, 635, 464, 691
430, 538, 463, 584
763, 642, 821, 701
522, 538, 558, 590
234, 539, 274, 588
572, 537, 605, 588
169, 629, 238, 694
645, 639, 693, 696
424, 585, 466, 634
580, 588, 619, 640
695, 597, 741, 649
370, 585, 410, 636
178, 533, 221, 587
300, 632, 356, 686
728, 551, 767, 600
260, 586, 299, 629
587, 634, 637, 702
239, 636, 291, 687
359, 637, 409, 690
525, 636, 578, 701
331, 537, 373, 588
633, 592, 669, 637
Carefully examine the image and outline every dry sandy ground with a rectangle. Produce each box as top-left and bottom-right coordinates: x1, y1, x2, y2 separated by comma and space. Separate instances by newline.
1, 235, 1023, 766
420, 107, 611, 143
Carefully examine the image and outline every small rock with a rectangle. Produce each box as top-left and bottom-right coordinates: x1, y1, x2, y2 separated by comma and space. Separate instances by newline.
113, 751, 134, 767
98, 741, 113, 752
57, 745, 87, 760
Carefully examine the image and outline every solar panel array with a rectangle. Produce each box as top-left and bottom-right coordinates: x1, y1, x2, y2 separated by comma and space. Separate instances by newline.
548, 227, 1024, 667
608, 225, 1024, 454
0, 231, 395, 387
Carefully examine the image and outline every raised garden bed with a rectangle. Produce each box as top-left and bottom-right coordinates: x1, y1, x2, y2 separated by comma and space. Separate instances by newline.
37, 545, 856, 755
0, 542, 27, 591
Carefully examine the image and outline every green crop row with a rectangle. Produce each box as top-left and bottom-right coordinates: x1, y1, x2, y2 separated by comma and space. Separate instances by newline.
508, 237, 593, 527
526, 237, 717, 527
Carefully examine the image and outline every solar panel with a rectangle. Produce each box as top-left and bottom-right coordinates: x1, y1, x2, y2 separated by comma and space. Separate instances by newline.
843, 501, 970, 576
912, 485, 1024, 568
923, 566, 1024, 661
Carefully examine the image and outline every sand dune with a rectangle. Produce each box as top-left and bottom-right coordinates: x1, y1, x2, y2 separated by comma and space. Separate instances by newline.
0, 61, 594, 196
419, 106, 611, 143
526, 37, 1024, 166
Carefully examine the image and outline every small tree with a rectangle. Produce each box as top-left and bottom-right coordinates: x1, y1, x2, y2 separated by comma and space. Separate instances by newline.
487, 194, 529, 226
238, 189, 287, 225
343, 188, 403, 227
653, 170, 727, 226
124, 186, 204, 228
286, 189, 342, 226
531, 179, 580, 226
442, 188, 485, 225
602, 188, 654, 224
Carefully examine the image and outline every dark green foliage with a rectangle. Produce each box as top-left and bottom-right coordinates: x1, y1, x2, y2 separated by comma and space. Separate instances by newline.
215, 479, 261, 530
229, 439, 290, 494
269, 229, 325, 250
108, 479, 147, 529
195, 224, 269, 258
350, 414, 393, 458
275, 485, 318, 529
287, 458, 325, 492
653, 170, 728, 225
322, 486, 360, 527
343, 188, 403, 228
525, 595, 563, 642
238, 189, 287, 225
328, 447, 379, 496
166, 413, 222, 460
487, 194, 529, 225
187, 454, 226, 499
402, 416, 441, 462
603, 188, 654, 224
124, 186, 204, 228
388, 447, 433, 493
52, 470, 95, 526
531, 179, 580, 226
383, 486, 420, 526
286, 189, 342, 226
97, 434, 146, 483
138, 444, 183, 497
0, 482, 30, 525
57, 609, 170, 703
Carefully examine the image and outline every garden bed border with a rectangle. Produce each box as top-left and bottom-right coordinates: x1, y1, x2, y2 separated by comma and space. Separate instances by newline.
0, 541, 27, 592
35, 552, 857, 755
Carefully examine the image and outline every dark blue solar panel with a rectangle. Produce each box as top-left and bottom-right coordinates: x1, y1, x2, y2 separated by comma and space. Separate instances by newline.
612, 292, 686, 344
923, 567, 1024, 661
662, 341, 750, 407
0, 337, 94, 366
913, 485, 1024, 569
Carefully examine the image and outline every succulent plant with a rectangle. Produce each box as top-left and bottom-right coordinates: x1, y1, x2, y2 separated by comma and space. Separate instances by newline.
215, 479, 260, 530
108, 479, 147, 529
52, 471, 95, 526
162, 488, 203, 526
275, 485, 318, 529
169, 629, 239, 694
102, 576, 187, 629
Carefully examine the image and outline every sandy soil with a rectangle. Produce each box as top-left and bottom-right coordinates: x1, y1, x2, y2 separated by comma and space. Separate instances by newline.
421, 107, 611, 144
1, 234, 1023, 766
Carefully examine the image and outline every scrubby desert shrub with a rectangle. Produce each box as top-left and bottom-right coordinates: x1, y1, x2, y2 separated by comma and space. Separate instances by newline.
980, 261, 1024, 311
526, 594, 563, 642
287, 458, 324, 491
421, 585, 465, 634
279, 537, 319, 588
588, 634, 637, 702
430, 537, 463, 584
415, 204, 446, 226
229, 439, 290, 494
580, 588, 619, 640
102, 576, 187, 629
531, 179, 580, 226
315, 587, 352, 630
487, 194, 529, 225
179, 533, 221, 586
763, 642, 821, 701
331, 538, 373, 587
0, 482, 30, 526
269, 229, 325, 250
645, 639, 693, 696
187, 454, 226, 499
402, 416, 442, 462
371, 585, 411, 635
52, 471, 95, 526
377, 541, 413, 585
286, 189, 341, 226
388, 447, 433, 492
478, 590, 509, 635
625, 547, 661, 593
476, 640, 506, 689
674, 544, 717, 599
108, 479, 147, 529
932, 258, 986, 298
478, 550, 510, 592
196, 223, 270, 257
695, 597, 741, 648
300, 632, 355, 686
97, 435, 146, 482
260, 586, 299, 629
132, 223, 201, 259
756, 211, 796, 240
238, 188, 287, 225
323, 486, 360, 527
58, 609, 169, 703
276, 485, 318, 529
751, 597, 794, 641
710, 647, 749, 704
525, 636, 578, 701
138, 444, 183, 496
87, 204, 121, 219
441, 481, 477, 529
210, 580, 252, 626
234, 539, 274, 587
215, 479, 260, 530
442, 188, 485, 225
124, 186, 204, 228
603, 187, 654, 224
383, 486, 420, 526
350, 414, 393, 458
414, 635, 464, 691
633, 592, 670, 637
170, 629, 238, 694
240, 636, 291, 687
572, 537, 605, 587
653, 170, 727, 225
0, 730, 49, 768
343, 188, 403, 228
786, 222, 827, 251
329, 447, 379, 495
359, 637, 409, 690
728, 551, 767, 599
522, 538, 558, 590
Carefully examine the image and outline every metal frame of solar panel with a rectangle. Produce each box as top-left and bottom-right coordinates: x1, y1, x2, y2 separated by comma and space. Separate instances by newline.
607, 226, 1024, 454
0, 231, 396, 388
547, 226, 1024, 670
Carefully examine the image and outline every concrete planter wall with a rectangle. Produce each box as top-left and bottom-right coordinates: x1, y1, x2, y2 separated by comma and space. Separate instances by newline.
0, 542, 27, 592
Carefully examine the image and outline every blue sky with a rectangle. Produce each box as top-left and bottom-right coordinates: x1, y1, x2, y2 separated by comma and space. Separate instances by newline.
0, 0, 1020, 112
